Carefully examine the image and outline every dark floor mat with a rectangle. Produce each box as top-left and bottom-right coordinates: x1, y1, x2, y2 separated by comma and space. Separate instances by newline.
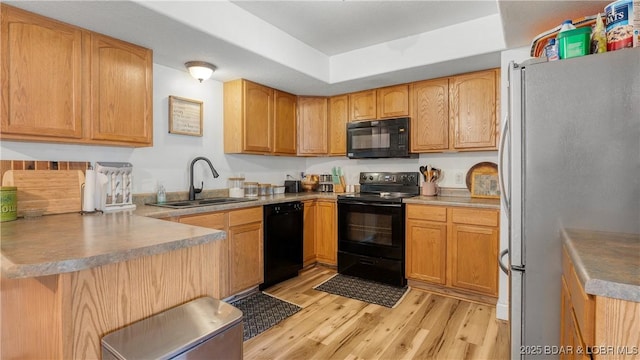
228, 292, 301, 341
313, 274, 409, 308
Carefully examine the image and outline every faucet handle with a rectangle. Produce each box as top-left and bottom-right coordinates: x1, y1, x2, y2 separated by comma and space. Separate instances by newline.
194, 181, 203, 194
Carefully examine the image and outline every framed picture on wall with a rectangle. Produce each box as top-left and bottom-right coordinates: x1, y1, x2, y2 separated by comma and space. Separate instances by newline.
168, 96, 203, 136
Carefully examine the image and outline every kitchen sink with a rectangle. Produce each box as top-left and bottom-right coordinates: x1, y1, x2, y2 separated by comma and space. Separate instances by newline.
147, 197, 258, 209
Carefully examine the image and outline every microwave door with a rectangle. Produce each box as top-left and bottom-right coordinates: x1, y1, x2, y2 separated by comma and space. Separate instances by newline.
349, 127, 391, 158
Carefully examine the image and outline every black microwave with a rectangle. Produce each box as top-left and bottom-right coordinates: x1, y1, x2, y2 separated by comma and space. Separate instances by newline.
346, 117, 416, 159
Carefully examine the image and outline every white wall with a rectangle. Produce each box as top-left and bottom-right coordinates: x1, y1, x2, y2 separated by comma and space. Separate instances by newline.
0, 64, 307, 194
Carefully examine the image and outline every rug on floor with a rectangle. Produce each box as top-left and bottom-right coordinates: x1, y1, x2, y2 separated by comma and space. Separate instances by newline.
313, 274, 409, 308
229, 292, 301, 341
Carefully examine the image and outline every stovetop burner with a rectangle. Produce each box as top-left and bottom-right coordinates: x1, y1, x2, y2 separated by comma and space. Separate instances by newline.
337, 171, 420, 204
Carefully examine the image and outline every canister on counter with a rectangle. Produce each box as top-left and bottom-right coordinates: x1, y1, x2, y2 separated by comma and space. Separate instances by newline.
1, 186, 17, 222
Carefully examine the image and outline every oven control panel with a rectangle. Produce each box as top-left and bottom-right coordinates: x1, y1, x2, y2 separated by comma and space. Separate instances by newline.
359, 172, 420, 186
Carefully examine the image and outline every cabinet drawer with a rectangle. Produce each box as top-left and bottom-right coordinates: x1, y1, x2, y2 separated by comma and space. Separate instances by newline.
406, 205, 446, 222
179, 212, 227, 229
229, 206, 263, 227
562, 247, 595, 345
451, 208, 498, 227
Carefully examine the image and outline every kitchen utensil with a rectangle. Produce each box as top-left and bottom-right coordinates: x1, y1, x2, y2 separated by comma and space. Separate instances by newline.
2, 170, 84, 216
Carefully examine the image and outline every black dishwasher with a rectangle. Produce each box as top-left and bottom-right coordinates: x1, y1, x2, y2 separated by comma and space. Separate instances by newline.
260, 201, 304, 290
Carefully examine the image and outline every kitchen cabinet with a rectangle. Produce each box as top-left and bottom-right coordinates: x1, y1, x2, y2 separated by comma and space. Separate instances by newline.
328, 94, 348, 156
349, 89, 377, 121
315, 199, 337, 265
449, 69, 499, 150
410, 69, 499, 153
273, 89, 297, 155
377, 84, 409, 119
410, 78, 449, 151
89, 33, 153, 145
297, 96, 328, 155
302, 200, 317, 267
1, 4, 153, 147
224, 79, 273, 154
224, 79, 299, 155
177, 206, 263, 297
348, 85, 409, 121
406, 204, 499, 300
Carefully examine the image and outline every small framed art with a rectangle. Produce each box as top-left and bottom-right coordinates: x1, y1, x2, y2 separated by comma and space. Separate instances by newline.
470, 170, 500, 199
169, 96, 203, 136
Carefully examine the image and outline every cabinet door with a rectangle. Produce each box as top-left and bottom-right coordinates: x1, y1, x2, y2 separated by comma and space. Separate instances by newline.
273, 90, 297, 154
297, 96, 328, 155
449, 69, 498, 150
228, 221, 263, 294
377, 84, 409, 119
406, 219, 447, 284
328, 95, 348, 156
315, 200, 336, 265
1, 5, 83, 139
449, 223, 498, 296
411, 78, 449, 152
303, 200, 317, 266
244, 80, 273, 153
349, 90, 376, 121
89, 33, 152, 145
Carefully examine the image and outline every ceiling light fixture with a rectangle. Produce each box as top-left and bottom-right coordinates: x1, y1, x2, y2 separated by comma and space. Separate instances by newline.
185, 61, 217, 82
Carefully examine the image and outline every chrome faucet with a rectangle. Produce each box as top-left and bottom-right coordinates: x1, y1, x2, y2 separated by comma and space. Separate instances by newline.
189, 156, 219, 200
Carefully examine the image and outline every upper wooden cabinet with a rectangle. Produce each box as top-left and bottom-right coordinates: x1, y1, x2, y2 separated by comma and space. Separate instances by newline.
273, 90, 297, 155
0, 4, 153, 147
349, 89, 377, 121
225, 79, 273, 154
377, 84, 409, 119
411, 69, 499, 153
449, 69, 499, 150
349, 85, 409, 121
327, 94, 348, 156
297, 96, 328, 155
89, 33, 152, 145
411, 78, 449, 152
224, 79, 298, 155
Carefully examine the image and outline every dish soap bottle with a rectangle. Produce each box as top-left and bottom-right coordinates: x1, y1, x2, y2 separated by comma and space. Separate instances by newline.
545, 38, 559, 61
157, 183, 166, 204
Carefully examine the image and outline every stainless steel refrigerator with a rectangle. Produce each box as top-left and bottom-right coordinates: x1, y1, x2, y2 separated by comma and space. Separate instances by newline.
499, 47, 640, 359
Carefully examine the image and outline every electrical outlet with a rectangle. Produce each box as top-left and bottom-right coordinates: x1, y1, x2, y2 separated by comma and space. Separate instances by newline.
455, 172, 464, 184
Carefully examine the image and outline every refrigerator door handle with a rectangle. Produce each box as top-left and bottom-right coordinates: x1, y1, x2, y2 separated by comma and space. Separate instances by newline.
498, 248, 510, 275
498, 113, 510, 213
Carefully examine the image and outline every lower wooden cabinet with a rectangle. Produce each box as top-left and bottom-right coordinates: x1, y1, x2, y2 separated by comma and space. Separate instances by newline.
406, 204, 499, 299
175, 206, 263, 298
228, 221, 263, 294
303, 199, 337, 266
316, 200, 337, 265
303, 200, 317, 267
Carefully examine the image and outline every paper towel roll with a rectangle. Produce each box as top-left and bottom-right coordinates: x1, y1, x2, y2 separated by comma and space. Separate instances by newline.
83, 169, 96, 212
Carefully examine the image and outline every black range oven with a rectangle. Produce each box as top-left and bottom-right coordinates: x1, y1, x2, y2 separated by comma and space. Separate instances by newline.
337, 172, 420, 287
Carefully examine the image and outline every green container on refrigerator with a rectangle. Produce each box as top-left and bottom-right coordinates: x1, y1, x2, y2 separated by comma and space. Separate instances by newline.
558, 27, 592, 59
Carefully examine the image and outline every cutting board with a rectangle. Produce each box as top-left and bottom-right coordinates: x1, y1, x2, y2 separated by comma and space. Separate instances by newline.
2, 170, 84, 216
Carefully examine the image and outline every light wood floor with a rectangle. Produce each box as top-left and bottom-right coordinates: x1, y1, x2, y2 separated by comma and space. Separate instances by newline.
244, 266, 510, 360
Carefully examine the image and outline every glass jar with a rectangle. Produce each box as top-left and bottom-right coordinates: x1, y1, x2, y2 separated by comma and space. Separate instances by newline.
228, 177, 245, 198
258, 183, 271, 196
244, 182, 258, 197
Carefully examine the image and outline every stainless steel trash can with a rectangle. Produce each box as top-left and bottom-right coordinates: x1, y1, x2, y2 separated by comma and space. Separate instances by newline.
102, 297, 243, 360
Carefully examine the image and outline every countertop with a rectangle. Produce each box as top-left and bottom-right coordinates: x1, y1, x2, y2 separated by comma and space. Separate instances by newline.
562, 228, 640, 302
1, 191, 498, 279
403, 195, 500, 209
1, 212, 224, 279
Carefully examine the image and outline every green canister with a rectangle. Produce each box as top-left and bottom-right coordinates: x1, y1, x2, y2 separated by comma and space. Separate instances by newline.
0, 186, 17, 222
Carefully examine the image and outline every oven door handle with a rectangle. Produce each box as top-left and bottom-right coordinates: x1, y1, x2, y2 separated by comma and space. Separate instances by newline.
338, 201, 403, 208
